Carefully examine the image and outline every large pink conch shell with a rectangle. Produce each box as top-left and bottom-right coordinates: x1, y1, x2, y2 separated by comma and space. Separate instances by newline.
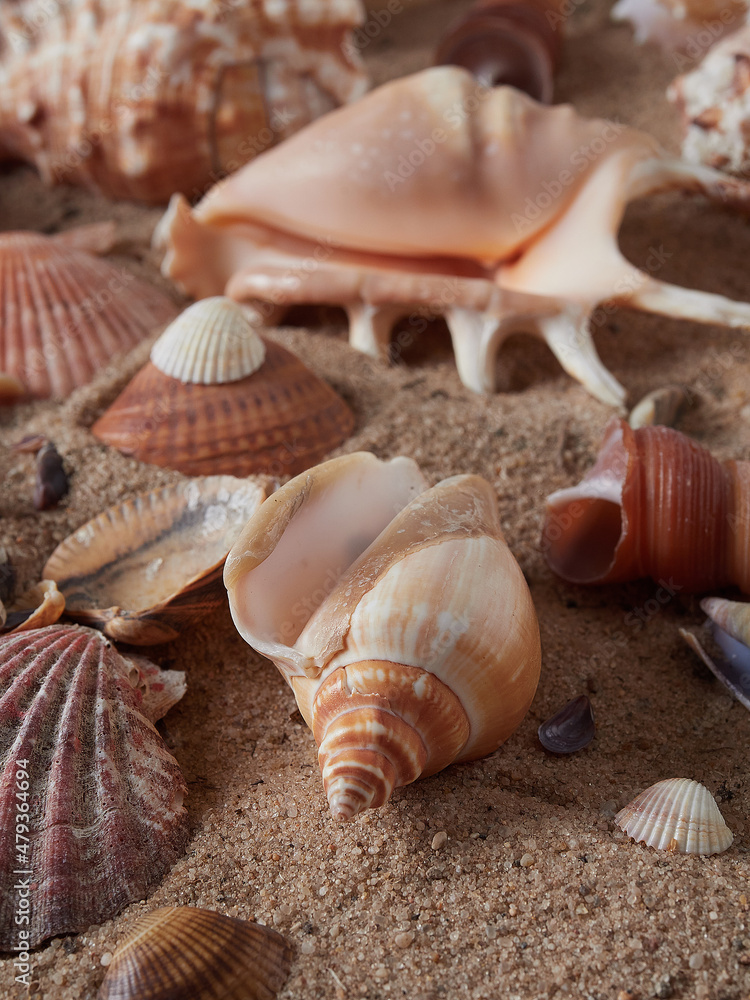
0, 0, 368, 204
157, 66, 750, 408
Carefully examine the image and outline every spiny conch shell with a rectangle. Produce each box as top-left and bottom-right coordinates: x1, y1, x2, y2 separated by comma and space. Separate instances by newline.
0, 625, 188, 949
612, 0, 746, 51
542, 417, 750, 593
0, 0, 368, 204
435, 0, 563, 101
669, 21, 750, 176
156, 66, 750, 409
615, 778, 733, 855
628, 384, 692, 430
537, 694, 595, 754
97, 906, 293, 1000
0, 228, 178, 401
224, 452, 542, 821
91, 298, 355, 479
680, 596, 750, 710
42, 476, 267, 645
0, 579, 65, 634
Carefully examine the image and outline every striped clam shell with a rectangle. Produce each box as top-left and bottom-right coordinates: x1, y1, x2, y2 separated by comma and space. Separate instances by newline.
0, 231, 179, 400
97, 906, 292, 1000
615, 778, 733, 855
0, 625, 188, 949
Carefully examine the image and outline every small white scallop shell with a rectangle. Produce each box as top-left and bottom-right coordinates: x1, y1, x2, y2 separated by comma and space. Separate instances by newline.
149, 298, 267, 384
615, 778, 733, 855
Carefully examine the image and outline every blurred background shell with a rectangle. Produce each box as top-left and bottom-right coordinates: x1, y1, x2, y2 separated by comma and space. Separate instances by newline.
0, 0, 368, 204
91, 298, 355, 478
0, 229, 178, 400
0, 625, 188, 949
43, 475, 268, 644
97, 906, 293, 1000
612, 0, 746, 50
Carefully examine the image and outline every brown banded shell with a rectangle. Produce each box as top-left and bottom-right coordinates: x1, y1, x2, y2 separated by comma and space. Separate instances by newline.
97, 906, 293, 1000
0, 625, 188, 949
615, 778, 733, 855
91, 298, 355, 479
435, 0, 563, 101
0, 230, 178, 400
542, 418, 750, 593
42, 476, 267, 645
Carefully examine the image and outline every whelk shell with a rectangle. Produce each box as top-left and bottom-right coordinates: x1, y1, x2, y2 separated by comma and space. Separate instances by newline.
91, 298, 355, 479
97, 906, 293, 1000
680, 596, 750, 711
542, 418, 750, 593
224, 452, 541, 821
43, 476, 267, 645
0, 0, 368, 203
615, 778, 733, 855
158, 66, 750, 408
0, 625, 188, 949
0, 228, 178, 400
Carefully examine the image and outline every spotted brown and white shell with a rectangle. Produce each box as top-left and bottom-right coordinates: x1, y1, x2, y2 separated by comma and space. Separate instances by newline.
158, 66, 750, 408
615, 778, 733, 855
0, 625, 188, 949
91, 297, 355, 479
224, 452, 541, 821
0, 0, 368, 204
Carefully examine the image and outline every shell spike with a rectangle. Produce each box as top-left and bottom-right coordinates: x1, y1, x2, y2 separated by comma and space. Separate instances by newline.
537, 309, 627, 408
444, 308, 510, 393
624, 277, 750, 330
346, 304, 404, 358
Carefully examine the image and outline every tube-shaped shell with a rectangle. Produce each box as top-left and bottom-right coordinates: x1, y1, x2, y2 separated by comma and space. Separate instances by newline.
615, 778, 733, 855
157, 66, 750, 408
0, 0, 368, 203
91, 298, 354, 478
224, 452, 541, 820
0, 230, 178, 400
542, 418, 750, 593
0, 625, 188, 949
42, 476, 267, 645
97, 906, 293, 1000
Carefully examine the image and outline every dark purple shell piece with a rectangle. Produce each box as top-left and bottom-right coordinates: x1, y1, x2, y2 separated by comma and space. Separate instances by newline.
538, 695, 595, 754
33, 442, 69, 510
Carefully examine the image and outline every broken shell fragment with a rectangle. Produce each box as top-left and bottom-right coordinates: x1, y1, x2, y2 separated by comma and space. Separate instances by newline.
92, 298, 354, 478
33, 442, 69, 510
628, 384, 691, 430
225, 452, 541, 821
0, 625, 188, 949
42, 476, 267, 645
97, 906, 293, 1000
542, 418, 750, 593
615, 778, 733, 855
158, 66, 750, 408
537, 695, 595, 754
680, 596, 750, 711
0, 580, 65, 634
0, 229, 178, 400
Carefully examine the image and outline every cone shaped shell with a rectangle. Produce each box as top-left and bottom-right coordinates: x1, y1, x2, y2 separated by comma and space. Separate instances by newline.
0, 625, 188, 949
0, 232, 178, 399
542, 418, 750, 593
98, 906, 293, 1000
225, 452, 541, 819
43, 477, 267, 645
91, 339, 354, 479
615, 778, 733, 855
150, 298, 266, 384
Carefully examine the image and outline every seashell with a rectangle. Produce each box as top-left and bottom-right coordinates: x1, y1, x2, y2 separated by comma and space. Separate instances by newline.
91, 298, 355, 479
0, 0, 368, 204
628, 384, 692, 430
0, 373, 25, 405
612, 0, 746, 50
0, 229, 179, 400
680, 596, 750, 710
435, 0, 563, 101
157, 66, 750, 408
0, 624, 188, 949
43, 476, 267, 645
614, 777, 733, 855
0, 547, 16, 605
668, 22, 750, 177
537, 694, 595, 754
224, 452, 542, 821
97, 906, 293, 1000
0, 579, 65, 634
33, 441, 69, 510
542, 418, 750, 593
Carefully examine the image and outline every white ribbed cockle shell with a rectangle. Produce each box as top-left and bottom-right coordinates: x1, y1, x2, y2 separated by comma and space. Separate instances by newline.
615, 778, 733, 855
